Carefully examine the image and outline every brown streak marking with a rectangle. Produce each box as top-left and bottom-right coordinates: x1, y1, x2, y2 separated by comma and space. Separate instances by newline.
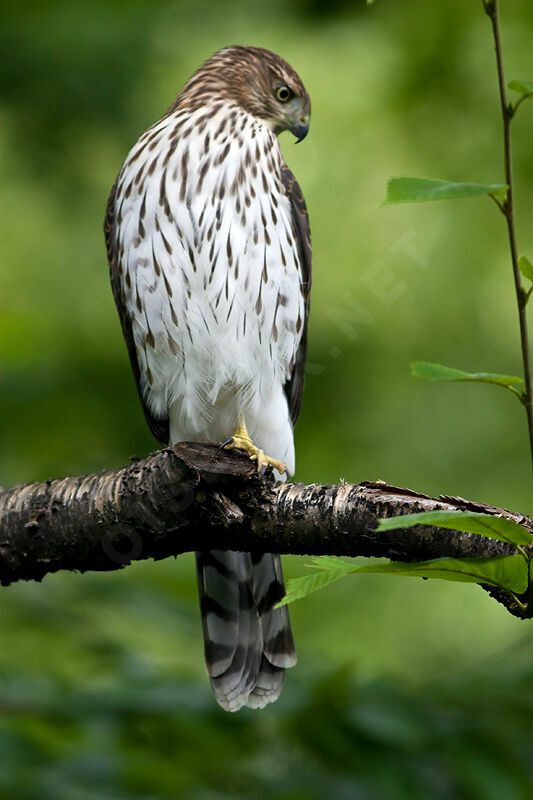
160, 230, 173, 255
187, 244, 196, 272
209, 250, 219, 282
162, 140, 177, 168
159, 169, 167, 206
152, 245, 161, 277
214, 116, 227, 138
179, 150, 189, 202
225, 296, 235, 322
139, 193, 147, 219
197, 158, 210, 193
226, 230, 233, 266
163, 271, 173, 298
168, 333, 179, 355
217, 143, 230, 166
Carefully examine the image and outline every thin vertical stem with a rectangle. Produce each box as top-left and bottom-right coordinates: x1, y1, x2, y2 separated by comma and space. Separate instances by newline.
484, 0, 533, 474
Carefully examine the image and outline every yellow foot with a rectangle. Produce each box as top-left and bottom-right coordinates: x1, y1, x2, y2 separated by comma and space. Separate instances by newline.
222, 418, 287, 476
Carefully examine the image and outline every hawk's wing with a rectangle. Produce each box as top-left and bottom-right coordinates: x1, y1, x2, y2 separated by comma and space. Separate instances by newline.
280, 164, 312, 427
104, 181, 170, 445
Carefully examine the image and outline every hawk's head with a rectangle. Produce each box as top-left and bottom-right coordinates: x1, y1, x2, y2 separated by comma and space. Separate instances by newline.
176, 45, 311, 142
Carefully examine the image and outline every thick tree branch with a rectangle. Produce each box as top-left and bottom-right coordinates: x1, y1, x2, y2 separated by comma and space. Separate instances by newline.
1, 443, 531, 617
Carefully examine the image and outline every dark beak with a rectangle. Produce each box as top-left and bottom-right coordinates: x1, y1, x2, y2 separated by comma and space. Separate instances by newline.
290, 121, 309, 143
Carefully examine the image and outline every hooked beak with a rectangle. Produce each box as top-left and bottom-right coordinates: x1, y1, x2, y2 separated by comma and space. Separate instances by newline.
289, 118, 309, 143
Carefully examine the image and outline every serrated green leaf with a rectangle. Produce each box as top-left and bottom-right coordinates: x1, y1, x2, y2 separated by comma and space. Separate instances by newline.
411, 361, 523, 388
279, 548, 528, 607
308, 555, 355, 573
519, 256, 533, 283
276, 569, 342, 607
383, 177, 508, 205
508, 80, 533, 97
348, 554, 528, 593
377, 509, 532, 546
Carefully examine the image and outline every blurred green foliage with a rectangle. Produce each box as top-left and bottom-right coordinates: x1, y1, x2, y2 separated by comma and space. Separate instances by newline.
2, 0, 533, 796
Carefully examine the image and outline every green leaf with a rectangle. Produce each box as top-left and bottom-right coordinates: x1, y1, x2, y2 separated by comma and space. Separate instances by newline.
308, 555, 356, 572
279, 549, 529, 607
377, 509, 532, 546
383, 177, 508, 205
519, 256, 533, 283
277, 557, 354, 607
411, 361, 523, 389
508, 80, 533, 97
348, 555, 528, 593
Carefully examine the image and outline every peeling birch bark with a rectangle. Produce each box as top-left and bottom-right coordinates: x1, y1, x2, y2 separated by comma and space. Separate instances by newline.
0, 443, 530, 616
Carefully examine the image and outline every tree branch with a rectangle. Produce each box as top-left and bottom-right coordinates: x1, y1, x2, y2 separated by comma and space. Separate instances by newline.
1, 443, 531, 616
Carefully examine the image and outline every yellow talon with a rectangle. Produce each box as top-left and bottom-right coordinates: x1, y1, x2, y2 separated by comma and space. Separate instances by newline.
223, 416, 287, 475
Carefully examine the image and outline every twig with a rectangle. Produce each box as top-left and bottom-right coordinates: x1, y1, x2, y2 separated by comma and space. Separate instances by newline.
484, 0, 533, 472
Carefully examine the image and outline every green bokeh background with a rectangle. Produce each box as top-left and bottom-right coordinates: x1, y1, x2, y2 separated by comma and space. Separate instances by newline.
2, 1, 533, 797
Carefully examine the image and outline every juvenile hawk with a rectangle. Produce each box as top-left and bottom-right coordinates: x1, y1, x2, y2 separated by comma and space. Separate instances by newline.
105, 46, 311, 711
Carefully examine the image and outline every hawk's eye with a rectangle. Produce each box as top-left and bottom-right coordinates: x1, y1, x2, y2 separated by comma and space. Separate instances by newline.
275, 84, 293, 103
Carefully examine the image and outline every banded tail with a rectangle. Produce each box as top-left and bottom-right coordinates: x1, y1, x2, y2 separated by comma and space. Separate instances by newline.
196, 549, 296, 711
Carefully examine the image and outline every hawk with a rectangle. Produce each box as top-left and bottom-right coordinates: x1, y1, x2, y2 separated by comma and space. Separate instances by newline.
105, 46, 311, 711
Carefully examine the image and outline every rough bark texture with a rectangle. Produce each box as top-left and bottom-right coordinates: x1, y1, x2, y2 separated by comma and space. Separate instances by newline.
0, 443, 531, 616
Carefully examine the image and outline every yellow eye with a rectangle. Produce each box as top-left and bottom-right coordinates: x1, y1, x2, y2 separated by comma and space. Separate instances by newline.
275, 84, 293, 103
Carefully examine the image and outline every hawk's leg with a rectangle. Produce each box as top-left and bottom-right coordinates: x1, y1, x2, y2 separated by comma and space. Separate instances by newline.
222, 415, 287, 475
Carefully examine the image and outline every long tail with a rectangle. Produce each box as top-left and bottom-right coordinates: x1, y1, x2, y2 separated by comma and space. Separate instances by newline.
196, 549, 296, 711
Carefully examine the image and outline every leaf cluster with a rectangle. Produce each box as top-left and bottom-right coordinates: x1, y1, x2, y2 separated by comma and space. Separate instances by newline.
280, 510, 531, 611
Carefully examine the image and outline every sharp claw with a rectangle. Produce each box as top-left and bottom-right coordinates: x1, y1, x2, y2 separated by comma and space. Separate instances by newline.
221, 432, 287, 477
